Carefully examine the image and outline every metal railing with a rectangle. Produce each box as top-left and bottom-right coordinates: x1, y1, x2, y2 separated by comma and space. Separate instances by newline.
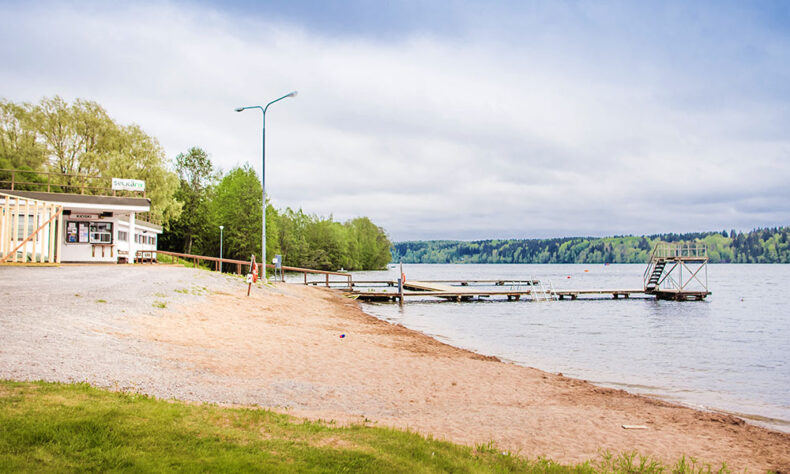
1, 168, 160, 225
0, 168, 146, 197
135, 249, 353, 287
651, 243, 708, 259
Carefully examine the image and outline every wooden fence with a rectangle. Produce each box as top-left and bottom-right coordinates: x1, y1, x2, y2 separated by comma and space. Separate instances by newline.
135, 249, 353, 287
0, 191, 63, 264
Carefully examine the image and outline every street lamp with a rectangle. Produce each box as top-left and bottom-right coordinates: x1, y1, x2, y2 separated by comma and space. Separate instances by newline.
235, 91, 297, 280
219, 225, 224, 272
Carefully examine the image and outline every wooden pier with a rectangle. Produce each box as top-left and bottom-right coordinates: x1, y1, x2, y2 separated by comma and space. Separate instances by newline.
346, 243, 711, 303
307, 279, 539, 287
349, 280, 651, 302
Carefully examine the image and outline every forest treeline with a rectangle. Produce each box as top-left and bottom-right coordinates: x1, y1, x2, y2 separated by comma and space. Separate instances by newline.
1, 96, 391, 270
393, 227, 790, 264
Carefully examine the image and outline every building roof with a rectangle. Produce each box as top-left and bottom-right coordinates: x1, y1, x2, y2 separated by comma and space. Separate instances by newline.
117, 218, 163, 233
0, 189, 151, 211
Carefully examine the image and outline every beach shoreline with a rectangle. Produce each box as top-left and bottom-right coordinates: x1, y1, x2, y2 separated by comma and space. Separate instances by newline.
1, 265, 788, 472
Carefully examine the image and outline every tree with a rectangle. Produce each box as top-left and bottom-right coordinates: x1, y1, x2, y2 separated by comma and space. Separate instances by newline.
111, 124, 181, 224
164, 147, 216, 254
208, 164, 262, 262
346, 217, 392, 270
0, 100, 47, 189
0, 100, 46, 170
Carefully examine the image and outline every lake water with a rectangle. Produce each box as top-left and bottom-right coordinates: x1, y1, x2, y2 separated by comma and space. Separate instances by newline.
342, 264, 790, 432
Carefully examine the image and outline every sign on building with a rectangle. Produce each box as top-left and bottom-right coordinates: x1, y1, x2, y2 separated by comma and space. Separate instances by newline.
111, 178, 145, 192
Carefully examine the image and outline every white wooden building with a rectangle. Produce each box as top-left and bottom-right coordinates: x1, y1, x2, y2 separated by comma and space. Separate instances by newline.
1, 190, 161, 264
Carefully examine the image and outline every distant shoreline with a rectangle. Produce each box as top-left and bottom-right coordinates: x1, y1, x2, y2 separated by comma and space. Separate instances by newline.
393, 227, 790, 264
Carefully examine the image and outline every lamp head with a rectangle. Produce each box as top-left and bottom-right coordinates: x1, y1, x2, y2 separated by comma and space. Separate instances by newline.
287, 91, 298, 98
234, 107, 245, 112
219, 225, 224, 230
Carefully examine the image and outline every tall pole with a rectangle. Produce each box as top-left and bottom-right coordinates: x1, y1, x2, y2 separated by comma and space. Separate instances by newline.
261, 111, 266, 279
235, 91, 297, 281
219, 225, 224, 272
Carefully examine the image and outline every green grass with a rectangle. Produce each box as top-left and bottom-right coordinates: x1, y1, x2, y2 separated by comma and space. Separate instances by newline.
0, 381, 729, 473
152, 301, 167, 309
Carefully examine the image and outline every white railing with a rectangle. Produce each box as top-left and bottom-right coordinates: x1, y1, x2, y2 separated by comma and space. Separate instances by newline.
652, 243, 708, 259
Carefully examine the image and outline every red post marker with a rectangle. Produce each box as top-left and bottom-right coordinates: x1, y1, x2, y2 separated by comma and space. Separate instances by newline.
247, 254, 257, 296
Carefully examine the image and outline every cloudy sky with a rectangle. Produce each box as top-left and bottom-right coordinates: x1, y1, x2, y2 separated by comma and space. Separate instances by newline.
1, 0, 789, 240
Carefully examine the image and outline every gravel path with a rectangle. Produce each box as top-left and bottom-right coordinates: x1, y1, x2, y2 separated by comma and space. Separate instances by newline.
0, 265, 256, 399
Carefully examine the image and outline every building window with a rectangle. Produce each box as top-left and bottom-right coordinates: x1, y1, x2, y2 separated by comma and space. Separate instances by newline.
66, 221, 90, 243
89, 222, 113, 244
118, 231, 128, 242
16, 215, 36, 241
65, 221, 112, 244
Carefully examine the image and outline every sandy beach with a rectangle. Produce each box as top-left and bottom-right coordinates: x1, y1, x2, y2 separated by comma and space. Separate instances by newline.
140, 285, 790, 472
2, 266, 788, 472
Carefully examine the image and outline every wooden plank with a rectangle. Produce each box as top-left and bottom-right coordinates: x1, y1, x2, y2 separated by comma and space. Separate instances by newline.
24, 197, 30, 262
48, 205, 56, 263
37, 202, 44, 263
11, 197, 19, 262
38, 202, 45, 263
34, 200, 41, 262
55, 208, 62, 263
1, 195, 9, 257
403, 281, 480, 293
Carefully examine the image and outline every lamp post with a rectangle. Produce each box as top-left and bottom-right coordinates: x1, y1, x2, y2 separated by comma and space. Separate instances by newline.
235, 91, 297, 280
219, 225, 224, 272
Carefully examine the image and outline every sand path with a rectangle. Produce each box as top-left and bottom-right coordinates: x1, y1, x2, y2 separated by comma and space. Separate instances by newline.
137, 283, 789, 472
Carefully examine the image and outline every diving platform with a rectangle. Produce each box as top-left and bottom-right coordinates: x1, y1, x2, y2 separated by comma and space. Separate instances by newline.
642, 243, 711, 301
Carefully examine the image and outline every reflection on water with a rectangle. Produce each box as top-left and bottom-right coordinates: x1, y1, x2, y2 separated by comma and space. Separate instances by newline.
343, 264, 790, 432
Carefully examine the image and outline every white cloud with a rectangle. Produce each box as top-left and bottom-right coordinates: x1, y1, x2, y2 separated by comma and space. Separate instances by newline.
1, 1, 788, 240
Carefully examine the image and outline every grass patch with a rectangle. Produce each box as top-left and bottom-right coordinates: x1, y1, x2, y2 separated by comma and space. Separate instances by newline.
156, 253, 213, 271
95, 299, 107, 304
0, 381, 728, 473
153, 301, 167, 309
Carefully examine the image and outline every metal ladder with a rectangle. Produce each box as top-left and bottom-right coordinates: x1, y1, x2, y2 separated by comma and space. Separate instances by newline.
532, 278, 555, 302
